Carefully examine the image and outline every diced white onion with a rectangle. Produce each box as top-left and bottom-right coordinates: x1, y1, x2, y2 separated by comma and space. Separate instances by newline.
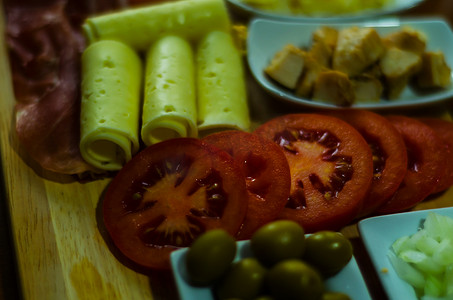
388, 212, 453, 299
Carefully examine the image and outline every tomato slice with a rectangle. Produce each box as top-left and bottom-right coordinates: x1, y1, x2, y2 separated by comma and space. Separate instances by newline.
419, 118, 453, 194
376, 116, 446, 214
203, 130, 291, 239
254, 114, 373, 233
325, 109, 407, 217
103, 138, 248, 270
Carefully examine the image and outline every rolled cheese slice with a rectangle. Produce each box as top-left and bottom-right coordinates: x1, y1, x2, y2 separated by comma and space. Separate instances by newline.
80, 40, 142, 171
196, 31, 251, 136
82, 0, 231, 52
141, 35, 197, 145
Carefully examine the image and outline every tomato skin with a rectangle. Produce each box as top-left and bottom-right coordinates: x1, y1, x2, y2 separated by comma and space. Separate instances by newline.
377, 116, 446, 214
325, 109, 407, 217
203, 130, 291, 239
103, 138, 248, 270
254, 114, 373, 233
419, 118, 453, 193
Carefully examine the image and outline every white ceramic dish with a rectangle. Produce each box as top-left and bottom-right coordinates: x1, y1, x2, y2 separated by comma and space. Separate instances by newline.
170, 239, 371, 300
247, 17, 453, 110
227, 0, 425, 23
358, 207, 453, 300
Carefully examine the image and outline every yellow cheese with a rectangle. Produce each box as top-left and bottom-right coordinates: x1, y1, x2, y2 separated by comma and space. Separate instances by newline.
80, 40, 142, 171
196, 31, 250, 136
82, 0, 231, 52
141, 35, 197, 145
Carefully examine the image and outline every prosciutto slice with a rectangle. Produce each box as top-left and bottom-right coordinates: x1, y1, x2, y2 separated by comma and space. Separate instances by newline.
5, 0, 127, 175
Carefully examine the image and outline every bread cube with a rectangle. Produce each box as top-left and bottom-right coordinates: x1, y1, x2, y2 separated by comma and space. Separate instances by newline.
295, 53, 327, 98
312, 70, 355, 106
312, 26, 339, 52
333, 26, 385, 77
383, 27, 426, 55
380, 46, 422, 99
416, 51, 452, 88
265, 44, 305, 89
309, 39, 333, 68
352, 75, 383, 103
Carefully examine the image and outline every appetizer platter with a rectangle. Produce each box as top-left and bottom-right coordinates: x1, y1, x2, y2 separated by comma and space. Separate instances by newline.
1, 0, 453, 299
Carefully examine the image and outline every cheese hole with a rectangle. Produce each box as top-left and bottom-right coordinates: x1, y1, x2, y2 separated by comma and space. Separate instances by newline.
164, 105, 175, 112
103, 60, 115, 68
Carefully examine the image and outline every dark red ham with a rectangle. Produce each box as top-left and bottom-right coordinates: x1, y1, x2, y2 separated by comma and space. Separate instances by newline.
5, 0, 127, 175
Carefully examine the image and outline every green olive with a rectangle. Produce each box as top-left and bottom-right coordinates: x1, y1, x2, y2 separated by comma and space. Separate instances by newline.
303, 231, 353, 277
266, 259, 324, 300
321, 291, 351, 300
185, 229, 236, 286
215, 257, 267, 300
250, 220, 305, 266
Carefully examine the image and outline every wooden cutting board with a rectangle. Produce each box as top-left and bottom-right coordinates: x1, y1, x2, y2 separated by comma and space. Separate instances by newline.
0, 4, 178, 299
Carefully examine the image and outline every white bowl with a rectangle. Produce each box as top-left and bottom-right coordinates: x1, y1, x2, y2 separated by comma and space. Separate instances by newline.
227, 0, 425, 23
358, 207, 453, 300
247, 17, 453, 110
170, 239, 372, 300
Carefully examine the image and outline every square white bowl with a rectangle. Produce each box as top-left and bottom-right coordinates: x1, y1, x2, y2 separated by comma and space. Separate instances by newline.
358, 207, 453, 300
170, 239, 371, 300
247, 17, 453, 110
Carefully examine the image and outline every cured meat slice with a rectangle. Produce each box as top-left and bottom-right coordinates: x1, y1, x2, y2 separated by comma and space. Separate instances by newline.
6, 1, 94, 175
5, 0, 128, 175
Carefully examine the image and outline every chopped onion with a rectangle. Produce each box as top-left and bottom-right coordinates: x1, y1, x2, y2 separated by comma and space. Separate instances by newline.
388, 251, 425, 289
388, 212, 453, 299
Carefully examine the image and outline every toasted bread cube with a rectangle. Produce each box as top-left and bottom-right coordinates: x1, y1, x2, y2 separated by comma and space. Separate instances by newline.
265, 44, 305, 89
309, 39, 333, 68
312, 70, 355, 106
361, 62, 383, 79
295, 53, 327, 98
383, 27, 426, 55
333, 26, 385, 77
352, 74, 383, 103
380, 46, 422, 99
312, 26, 338, 52
416, 51, 452, 88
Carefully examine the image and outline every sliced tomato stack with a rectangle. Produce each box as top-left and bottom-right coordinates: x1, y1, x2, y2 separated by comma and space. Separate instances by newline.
254, 114, 374, 233
103, 134, 292, 270
324, 110, 408, 217
102, 111, 453, 271
419, 118, 453, 194
376, 116, 448, 214
203, 130, 291, 240
103, 138, 249, 270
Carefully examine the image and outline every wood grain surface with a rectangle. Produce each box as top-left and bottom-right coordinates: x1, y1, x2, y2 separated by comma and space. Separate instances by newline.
1, 0, 453, 299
